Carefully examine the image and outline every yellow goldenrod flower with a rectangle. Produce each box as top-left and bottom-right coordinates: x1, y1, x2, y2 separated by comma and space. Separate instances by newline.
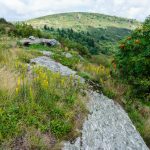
17, 77, 21, 86
61, 79, 65, 86
16, 87, 19, 93
43, 80, 49, 88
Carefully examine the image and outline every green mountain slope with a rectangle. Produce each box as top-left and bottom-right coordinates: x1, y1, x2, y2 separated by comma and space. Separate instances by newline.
28, 12, 139, 31
27, 12, 141, 54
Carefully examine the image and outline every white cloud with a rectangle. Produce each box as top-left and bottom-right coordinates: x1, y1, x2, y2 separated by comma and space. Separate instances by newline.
0, 0, 150, 21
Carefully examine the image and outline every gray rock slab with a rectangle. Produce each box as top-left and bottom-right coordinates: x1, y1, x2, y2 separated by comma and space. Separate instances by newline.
63, 91, 149, 150
20, 37, 60, 46
30, 56, 85, 83
31, 56, 76, 76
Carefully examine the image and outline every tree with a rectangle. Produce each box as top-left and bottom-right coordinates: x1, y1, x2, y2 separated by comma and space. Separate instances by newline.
115, 16, 150, 100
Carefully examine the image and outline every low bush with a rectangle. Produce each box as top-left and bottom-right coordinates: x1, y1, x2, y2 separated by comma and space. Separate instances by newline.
115, 16, 150, 101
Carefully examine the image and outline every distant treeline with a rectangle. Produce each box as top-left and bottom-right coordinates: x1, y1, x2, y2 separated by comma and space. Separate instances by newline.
43, 24, 133, 55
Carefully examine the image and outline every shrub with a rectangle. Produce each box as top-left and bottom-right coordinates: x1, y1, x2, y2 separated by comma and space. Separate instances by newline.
115, 16, 150, 100
14, 23, 42, 38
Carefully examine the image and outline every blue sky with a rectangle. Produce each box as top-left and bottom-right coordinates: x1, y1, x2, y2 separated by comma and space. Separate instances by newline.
0, 0, 150, 21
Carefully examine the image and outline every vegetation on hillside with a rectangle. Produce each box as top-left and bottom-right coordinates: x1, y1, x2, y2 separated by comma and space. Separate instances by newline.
115, 16, 150, 101
0, 19, 87, 149
28, 12, 140, 55
0, 18, 15, 36
0, 14, 149, 148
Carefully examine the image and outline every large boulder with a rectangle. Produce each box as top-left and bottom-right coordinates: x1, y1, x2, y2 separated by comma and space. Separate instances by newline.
20, 36, 60, 47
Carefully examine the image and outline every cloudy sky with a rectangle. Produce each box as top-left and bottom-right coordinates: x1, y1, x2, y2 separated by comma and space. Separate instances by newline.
0, 0, 150, 21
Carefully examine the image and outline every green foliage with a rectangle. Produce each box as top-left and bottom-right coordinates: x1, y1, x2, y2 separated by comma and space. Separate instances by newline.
0, 14, 149, 148
0, 106, 21, 140
102, 88, 116, 99
55, 28, 97, 55
50, 120, 72, 138
0, 18, 15, 35
27, 44, 52, 51
28, 12, 140, 55
78, 72, 92, 80
14, 23, 42, 38
52, 52, 80, 69
43, 25, 132, 55
90, 53, 112, 67
115, 16, 150, 100
124, 98, 146, 136
0, 66, 86, 145
58, 37, 91, 56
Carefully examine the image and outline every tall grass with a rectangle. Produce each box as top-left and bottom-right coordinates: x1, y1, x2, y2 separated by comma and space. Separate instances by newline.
0, 37, 87, 148
0, 66, 86, 148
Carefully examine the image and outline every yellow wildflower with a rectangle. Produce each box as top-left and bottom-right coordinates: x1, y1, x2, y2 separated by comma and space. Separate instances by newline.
16, 87, 19, 93
43, 80, 49, 88
61, 79, 65, 86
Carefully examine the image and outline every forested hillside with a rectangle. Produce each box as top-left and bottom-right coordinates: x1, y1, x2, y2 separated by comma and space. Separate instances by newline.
27, 12, 140, 55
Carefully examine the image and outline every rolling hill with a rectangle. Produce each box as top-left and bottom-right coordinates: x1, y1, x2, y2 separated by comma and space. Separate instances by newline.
27, 12, 141, 54
28, 12, 140, 31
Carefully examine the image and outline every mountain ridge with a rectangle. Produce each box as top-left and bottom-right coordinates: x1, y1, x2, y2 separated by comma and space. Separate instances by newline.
27, 12, 141, 55
27, 12, 140, 30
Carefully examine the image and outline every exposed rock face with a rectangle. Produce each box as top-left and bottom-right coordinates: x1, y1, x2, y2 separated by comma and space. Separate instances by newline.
20, 36, 60, 46
30, 56, 85, 83
31, 56, 76, 76
30, 53, 149, 150
63, 91, 149, 150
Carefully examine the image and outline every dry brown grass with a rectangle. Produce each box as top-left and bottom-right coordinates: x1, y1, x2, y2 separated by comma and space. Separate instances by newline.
143, 117, 150, 147
103, 79, 127, 103
0, 67, 18, 92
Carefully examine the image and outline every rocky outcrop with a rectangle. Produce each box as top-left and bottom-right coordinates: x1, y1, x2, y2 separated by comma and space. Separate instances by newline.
20, 36, 60, 47
63, 91, 149, 150
30, 56, 85, 83
30, 53, 149, 150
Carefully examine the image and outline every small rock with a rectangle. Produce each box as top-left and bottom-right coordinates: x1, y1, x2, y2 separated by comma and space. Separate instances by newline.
66, 53, 72, 58
41, 51, 54, 57
62, 52, 73, 58
29, 36, 36, 40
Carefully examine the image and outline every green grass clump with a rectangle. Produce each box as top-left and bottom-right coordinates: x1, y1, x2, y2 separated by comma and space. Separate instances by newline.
78, 72, 92, 80
50, 120, 72, 138
27, 44, 53, 51
52, 53, 80, 69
